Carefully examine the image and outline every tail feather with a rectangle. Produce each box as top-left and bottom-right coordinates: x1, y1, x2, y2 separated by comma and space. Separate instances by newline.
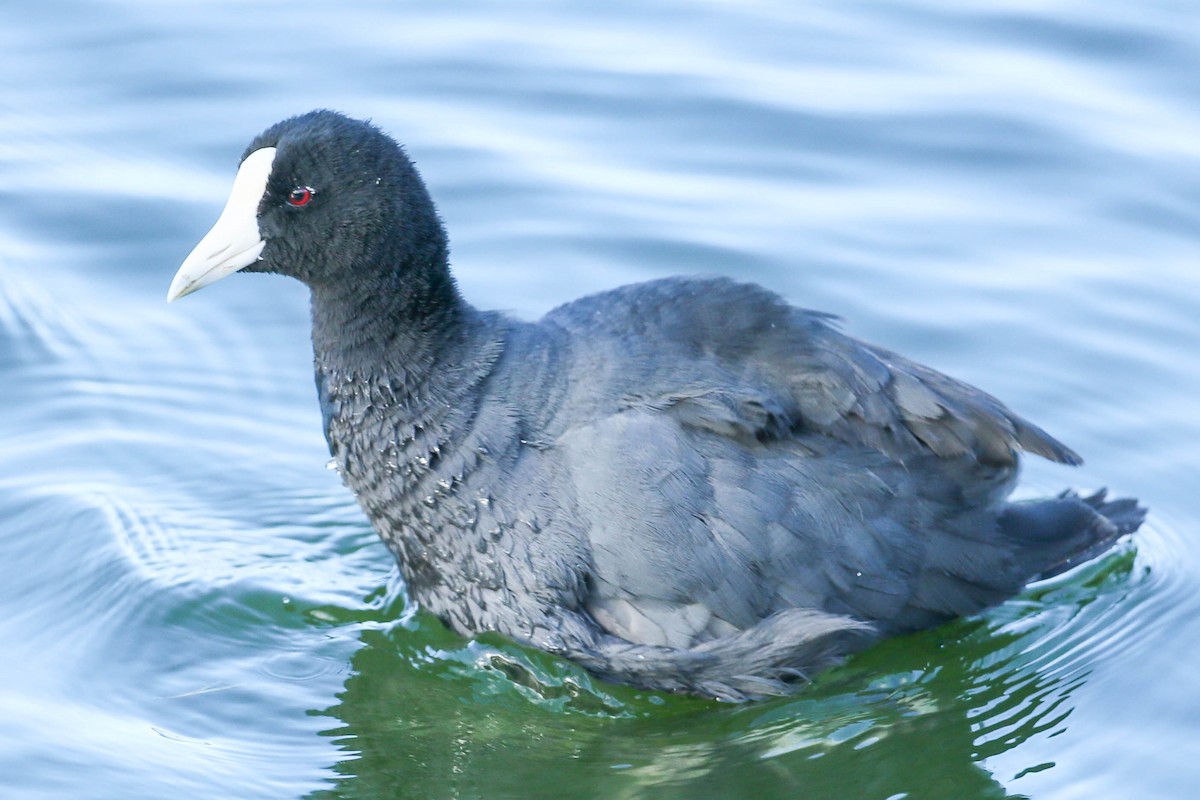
1000, 488, 1145, 581
1076, 488, 1146, 536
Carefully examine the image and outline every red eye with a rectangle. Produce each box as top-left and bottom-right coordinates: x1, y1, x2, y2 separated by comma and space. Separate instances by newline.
287, 187, 314, 207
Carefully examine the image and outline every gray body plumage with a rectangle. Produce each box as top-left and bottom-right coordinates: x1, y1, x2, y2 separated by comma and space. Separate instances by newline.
173, 111, 1144, 700
316, 276, 1138, 699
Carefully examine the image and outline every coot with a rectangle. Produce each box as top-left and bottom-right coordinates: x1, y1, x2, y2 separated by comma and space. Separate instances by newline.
169, 110, 1143, 699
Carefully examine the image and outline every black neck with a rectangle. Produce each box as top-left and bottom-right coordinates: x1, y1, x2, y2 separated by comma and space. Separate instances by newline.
308, 256, 510, 456
309, 252, 466, 366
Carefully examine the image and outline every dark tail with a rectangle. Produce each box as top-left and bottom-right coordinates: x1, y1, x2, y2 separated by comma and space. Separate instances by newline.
998, 488, 1145, 581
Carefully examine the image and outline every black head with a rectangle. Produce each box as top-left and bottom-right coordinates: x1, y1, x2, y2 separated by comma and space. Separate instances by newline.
168, 110, 449, 302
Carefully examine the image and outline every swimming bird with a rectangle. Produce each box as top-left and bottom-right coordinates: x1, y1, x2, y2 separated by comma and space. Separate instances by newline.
168, 110, 1144, 700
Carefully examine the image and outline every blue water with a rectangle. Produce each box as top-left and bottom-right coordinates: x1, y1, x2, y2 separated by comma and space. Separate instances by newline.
2, 2, 1198, 798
